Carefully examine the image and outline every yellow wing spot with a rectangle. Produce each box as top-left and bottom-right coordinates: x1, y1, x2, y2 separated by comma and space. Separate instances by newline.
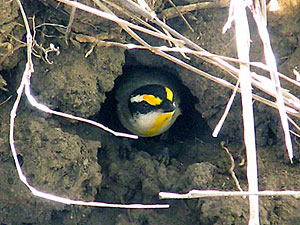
142, 112, 173, 137
142, 94, 162, 106
165, 87, 173, 102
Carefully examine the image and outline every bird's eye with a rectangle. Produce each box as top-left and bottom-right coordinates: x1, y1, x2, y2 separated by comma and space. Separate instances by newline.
142, 101, 151, 109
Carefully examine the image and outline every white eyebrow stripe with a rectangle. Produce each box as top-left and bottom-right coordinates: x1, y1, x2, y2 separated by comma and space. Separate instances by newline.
130, 95, 144, 103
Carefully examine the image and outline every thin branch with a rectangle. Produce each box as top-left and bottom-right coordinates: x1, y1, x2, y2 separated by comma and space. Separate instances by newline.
65, 0, 76, 43
165, 0, 194, 32
252, 3, 294, 163
221, 142, 244, 192
161, 2, 228, 19
233, 0, 259, 223
25, 84, 138, 138
57, 0, 184, 46
9, 0, 173, 210
213, 80, 240, 137
159, 190, 300, 199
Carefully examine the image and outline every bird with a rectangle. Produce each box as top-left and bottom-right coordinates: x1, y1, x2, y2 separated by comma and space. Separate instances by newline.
115, 67, 181, 137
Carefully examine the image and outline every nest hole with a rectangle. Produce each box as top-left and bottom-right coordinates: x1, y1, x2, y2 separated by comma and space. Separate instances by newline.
98, 56, 211, 147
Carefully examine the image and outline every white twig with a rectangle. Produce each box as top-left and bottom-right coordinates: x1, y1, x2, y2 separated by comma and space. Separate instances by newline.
212, 80, 239, 137
233, 0, 259, 224
252, 3, 294, 163
10, 66, 163, 211
159, 190, 300, 199
57, 0, 184, 46
24, 81, 138, 139
9, 0, 172, 210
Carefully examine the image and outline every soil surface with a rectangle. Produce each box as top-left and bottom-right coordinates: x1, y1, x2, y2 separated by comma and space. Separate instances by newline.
1, 0, 300, 224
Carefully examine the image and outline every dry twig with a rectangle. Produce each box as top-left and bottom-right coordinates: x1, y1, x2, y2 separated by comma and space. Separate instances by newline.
161, 1, 229, 19
8, 0, 175, 210
220, 142, 243, 192
230, 0, 259, 222
159, 190, 300, 199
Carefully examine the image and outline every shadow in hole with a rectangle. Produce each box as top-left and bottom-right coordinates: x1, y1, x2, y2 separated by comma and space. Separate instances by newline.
97, 65, 215, 160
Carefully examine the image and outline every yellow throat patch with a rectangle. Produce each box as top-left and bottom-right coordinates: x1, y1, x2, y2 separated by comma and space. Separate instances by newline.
142, 112, 173, 137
